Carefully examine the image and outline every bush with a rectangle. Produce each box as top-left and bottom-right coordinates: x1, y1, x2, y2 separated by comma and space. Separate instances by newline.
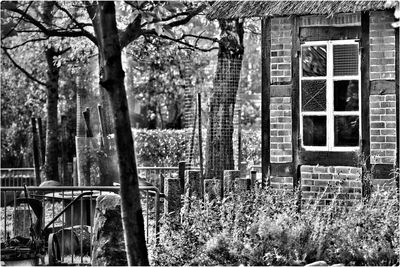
151, 188, 399, 266
134, 129, 189, 166
133, 129, 261, 167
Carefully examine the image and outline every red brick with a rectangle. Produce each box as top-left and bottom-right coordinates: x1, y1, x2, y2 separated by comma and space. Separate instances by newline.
381, 129, 396, 135
371, 122, 385, 128
301, 165, 314, 172
385, 136, 396, 142
385, 95, 396, 101
302, 179, 314, 185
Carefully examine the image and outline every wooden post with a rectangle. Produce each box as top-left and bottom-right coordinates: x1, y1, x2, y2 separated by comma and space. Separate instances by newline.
164, 177, 181, 215
72, 157, 78, 186
237, 108, 242, 169
261, 18, 271, 189
291, 16, 300, 191
189, 101, 197, 166
395, 20, 399, 191
37, 117, 45, 166
204, 179, 221, 201
98, 105, 108, 148
61, 115, 68, 185
31, 117, 41, 185
83, 108, 93, 138
223, 170, 239, 197
178, 161, 186, 194
185, 170, 202, 198
250, 170, 257, 189
66, 162, 73, 186
361, 11, 371, 196
82, 108, 93, 185
197, 93, 204, 197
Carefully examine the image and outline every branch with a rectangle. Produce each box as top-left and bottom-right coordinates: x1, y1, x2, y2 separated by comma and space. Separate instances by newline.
145, 31, 218, 52
119, 14, 143, 48
2, 1, 33, 39
2, 47, 46, 86
2, 37, 49, 50
54, 46, 71, 56
165, 4, 207, 28
181, 34, 218, 43
53, 2, 94, 34
3, 3, 98, 45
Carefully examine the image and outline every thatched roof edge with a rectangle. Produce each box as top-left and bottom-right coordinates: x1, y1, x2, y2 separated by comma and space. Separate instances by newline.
207, 1, 388, 20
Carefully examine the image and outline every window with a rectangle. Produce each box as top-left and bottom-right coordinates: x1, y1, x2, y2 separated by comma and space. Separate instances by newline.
300, 40, 360, 151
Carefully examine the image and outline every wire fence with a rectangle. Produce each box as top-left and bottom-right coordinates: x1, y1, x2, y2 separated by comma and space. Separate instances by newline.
184, 58, 244, 179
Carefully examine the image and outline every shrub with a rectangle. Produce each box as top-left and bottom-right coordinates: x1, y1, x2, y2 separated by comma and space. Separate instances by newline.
132, 129, 261, 167
133, 129, 189, 166
151, 187, 399, 266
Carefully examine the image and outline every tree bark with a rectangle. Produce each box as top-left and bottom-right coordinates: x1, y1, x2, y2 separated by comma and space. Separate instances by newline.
89, 2, 149, 265
44, 47, 60, 181
205, 19, 244, 189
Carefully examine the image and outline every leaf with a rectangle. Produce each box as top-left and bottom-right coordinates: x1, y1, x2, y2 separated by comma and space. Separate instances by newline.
162, 25, 176, 39
141, 11, 154, 23
154, 24, 162, 36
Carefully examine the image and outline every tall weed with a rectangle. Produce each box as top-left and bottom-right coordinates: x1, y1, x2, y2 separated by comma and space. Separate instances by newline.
151, 187, 399, 266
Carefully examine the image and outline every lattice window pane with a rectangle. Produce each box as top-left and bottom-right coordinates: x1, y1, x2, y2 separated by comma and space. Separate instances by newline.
334, 80, 359, 111
301, 80, 326, 111
303, 116, 326, 146
333, 44, 358, 76
302, 45, 327, 77
334, 116, 359, 146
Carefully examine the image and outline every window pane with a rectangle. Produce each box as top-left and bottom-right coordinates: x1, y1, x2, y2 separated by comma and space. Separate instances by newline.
302, 46, 327, 77
303, 116, 326, 146
334, 80, 359, 111
333, 44, 358, 76
334, 116, 359, 146
302, 80, 326, 111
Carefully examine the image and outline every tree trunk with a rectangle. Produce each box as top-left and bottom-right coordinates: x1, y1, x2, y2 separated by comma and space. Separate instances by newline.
205, 19, 244, 189
90, 2, 149, 265
44, 47, 60, 181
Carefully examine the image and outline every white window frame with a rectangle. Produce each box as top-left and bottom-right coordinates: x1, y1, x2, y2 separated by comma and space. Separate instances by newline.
300, 39, 361, 152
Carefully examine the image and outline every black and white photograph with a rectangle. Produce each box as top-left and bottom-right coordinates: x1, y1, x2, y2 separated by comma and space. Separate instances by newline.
1, 1, 399, 266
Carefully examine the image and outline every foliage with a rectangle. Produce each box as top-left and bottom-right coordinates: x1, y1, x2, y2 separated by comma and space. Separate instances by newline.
152, 187, 399, 266
132, 129, 261, 167
133, 129, 189, 166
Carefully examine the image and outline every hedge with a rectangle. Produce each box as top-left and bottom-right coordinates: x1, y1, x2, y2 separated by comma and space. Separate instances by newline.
133, 129, 261, 167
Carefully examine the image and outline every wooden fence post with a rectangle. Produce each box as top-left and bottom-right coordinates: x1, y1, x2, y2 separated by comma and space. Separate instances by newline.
178, 161, 186, 194
223, 170, 240, 197
37, 117, 45, 166
31, 117, 41, 185
164, 177, 181, 215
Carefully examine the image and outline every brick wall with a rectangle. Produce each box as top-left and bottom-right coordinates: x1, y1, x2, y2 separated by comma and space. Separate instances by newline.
369, 11, 397, 166
270, 17, 292, 83
270, 176, 293, 190
369, 11, 396, 80
270, 97, 292, 163
370, 94, 397, 164
301, 165, 362, 205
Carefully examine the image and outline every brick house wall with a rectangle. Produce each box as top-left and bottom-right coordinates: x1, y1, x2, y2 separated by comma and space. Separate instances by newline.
369, 11, 397, 169
265, 11, 398, 199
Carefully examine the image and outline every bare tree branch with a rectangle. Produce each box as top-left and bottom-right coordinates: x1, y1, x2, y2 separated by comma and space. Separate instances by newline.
181, 33, 218, 43
3, 3, 98, 45
2, 1, 33, 39
2, 37, 49, 50
147, 32, 218, 52
53, 2, 93, 33
2, 47, 46, 86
